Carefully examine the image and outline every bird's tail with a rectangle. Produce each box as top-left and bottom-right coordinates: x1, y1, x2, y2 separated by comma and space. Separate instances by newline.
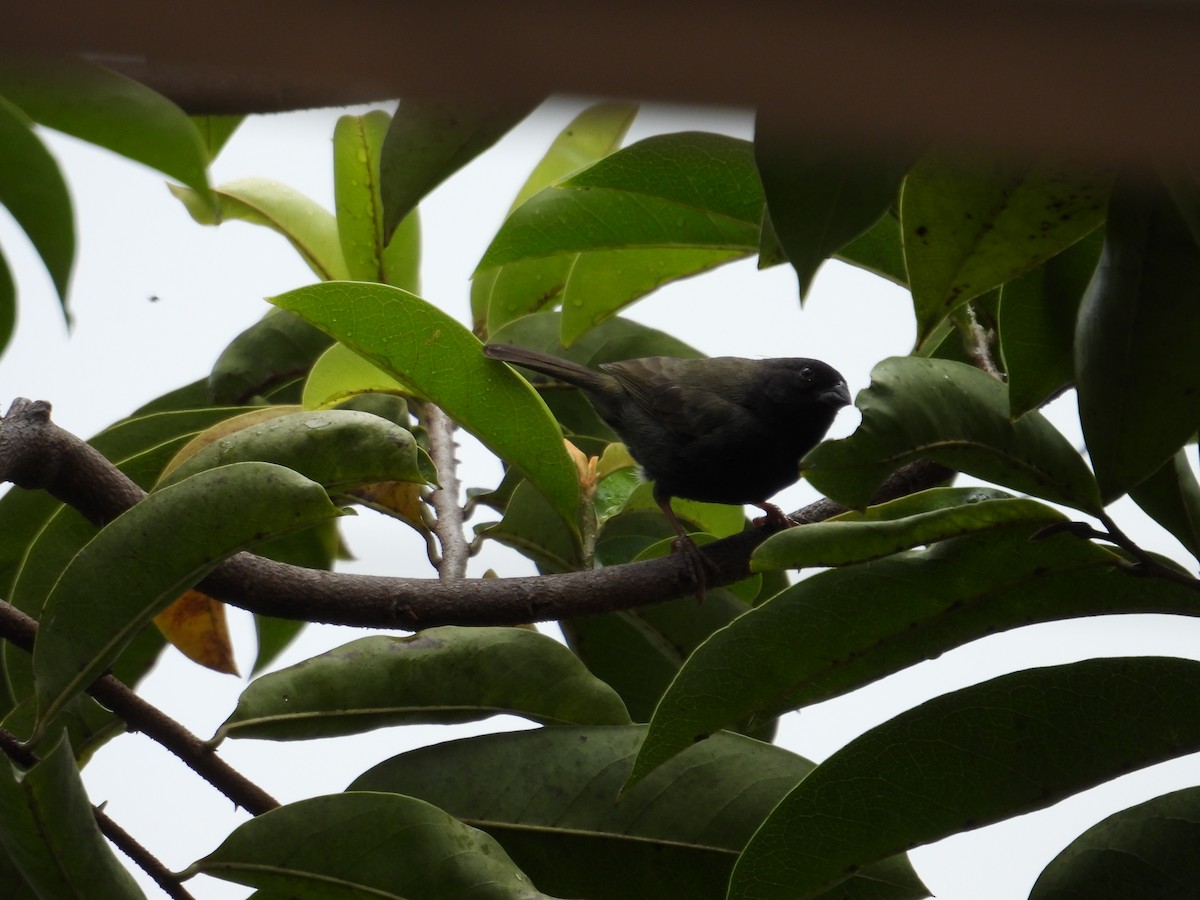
483, 343, 614, 393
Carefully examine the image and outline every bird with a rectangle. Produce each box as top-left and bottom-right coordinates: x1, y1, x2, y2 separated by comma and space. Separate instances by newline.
483, 343, 851, 595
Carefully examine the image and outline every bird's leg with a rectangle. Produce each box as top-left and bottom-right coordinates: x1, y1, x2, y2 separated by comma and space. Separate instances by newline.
655, 491, 716, 602
751, 502, 797, 531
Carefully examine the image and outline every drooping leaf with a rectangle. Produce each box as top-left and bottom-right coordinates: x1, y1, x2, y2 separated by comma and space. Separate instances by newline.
0, 248, 14, 357
169, 178, 349, 281
272, 282, 580, 530
1075, 182, 1200, 502
208, 308, 336, 405
473, 102, 637, 332
32, 462, 344, 732
0, 57, 213, 203
153, 588, 238, 675
630, 525, 1200, 785
380, 98, 540, 241
351, 727, 928, 900
754, 116, 909, 299
189, 791, 558, 899
0, 734, 145, 899
804, 356, 1102, 513
191, 114, 242, 160
333, 110, 421, 290
753, 489, 1062, 570
835, 210, 908, 286
481, 480, 585, 573
477, 132, 763, 270
728, 657, 1200, 900
998, 227, 1103, 417
0, 95, 74, 312
215, 627, 630, 742
901, 155, 1110, 345
1030, 785, 1200, 900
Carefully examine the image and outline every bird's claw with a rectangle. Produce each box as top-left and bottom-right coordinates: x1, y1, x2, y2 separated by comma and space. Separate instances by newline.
752, 502, 796, 531
671, 534, 719, 603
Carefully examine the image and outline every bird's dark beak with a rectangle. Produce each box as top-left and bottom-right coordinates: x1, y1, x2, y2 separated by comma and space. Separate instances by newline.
822, 381, 852, 409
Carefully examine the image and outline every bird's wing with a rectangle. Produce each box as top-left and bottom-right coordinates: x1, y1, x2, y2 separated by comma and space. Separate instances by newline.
601, 357, 750, 437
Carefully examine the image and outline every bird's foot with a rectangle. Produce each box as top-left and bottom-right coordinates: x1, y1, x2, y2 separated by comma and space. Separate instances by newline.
671, 534, 719, 603
751, 502, 797, 531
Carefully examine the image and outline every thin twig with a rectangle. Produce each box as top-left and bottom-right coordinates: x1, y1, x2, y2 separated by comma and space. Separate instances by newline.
95, 809, 196, 900
421, 403, 469, 580
1096, 510, 1200, 591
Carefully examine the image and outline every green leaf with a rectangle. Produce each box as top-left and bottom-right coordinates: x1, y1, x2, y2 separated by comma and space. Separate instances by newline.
1128, 448, 1200, 559
32, 462, 343, 732
1030, 786, 1200, 899
1075, 183, 1200, 502
471, 102, 637, 332
216, 627, 630, 742
191, 114, 242, 160
834, 211, 907, 286
0, 734, 145, 899
0, 57, 213, 203
190, 791, 557, 899
477, 132, 763, 270
729, 657, 1200, 900
902, 155, 1110, 345
351, 727, 928, 900
156, 408, 435, 492
169, 178, 349, 281
999, 228, 1104, 417
482, 480, 584, 572
754, 117, 909, 299
804, 356, 1102, 513
272, 282, 580, 530
0, 95, 74, 310
208, 308, 336, 405
381, 98, 540, 241
300, 341, 409, 409
333, 110, 421, 289
631, 525, 1200, 785
753, 488, 1060, 569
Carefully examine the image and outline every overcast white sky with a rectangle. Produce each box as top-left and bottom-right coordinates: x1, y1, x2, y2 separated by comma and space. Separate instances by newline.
1, 99, 1198, 899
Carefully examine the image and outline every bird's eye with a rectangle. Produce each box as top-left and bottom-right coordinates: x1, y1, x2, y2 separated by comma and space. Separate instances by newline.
800, 366, 814, 380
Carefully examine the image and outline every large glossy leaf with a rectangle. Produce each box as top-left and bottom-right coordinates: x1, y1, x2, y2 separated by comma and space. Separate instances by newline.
333, 110, 421, 289
190, 791, 557, 899
1030, 785, 1200, 899
0, 95, 73, 309
0, 733, 144, 899
630, 525, 1200, 785
272, 282, 580, 529
901, 155, 1110, 344
191, 114, 242, 160
476, 132, 763, 269
32, 462, 343, 733
170, 178, 349, 281
216, 627, 629, 741
753, 488, 1061, 569
0, 57, 212, 202
157, 408, 435, 492
0, 248, 14, 357
1075, 183, 1200, 502
729, 657, 1200, 900
380, 98, 540, 241
754, 117, 909, 299
834, 211, 907, 286
473, 102, 637, 332
804, 356, 1102, 513
351, 727, 928, 900
482, 480, 585, 573
999, 228, 1104, 417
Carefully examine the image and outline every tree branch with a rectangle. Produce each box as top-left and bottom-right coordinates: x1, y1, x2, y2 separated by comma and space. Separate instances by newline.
0, 397, 952, 628
0, 599, 279, 816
